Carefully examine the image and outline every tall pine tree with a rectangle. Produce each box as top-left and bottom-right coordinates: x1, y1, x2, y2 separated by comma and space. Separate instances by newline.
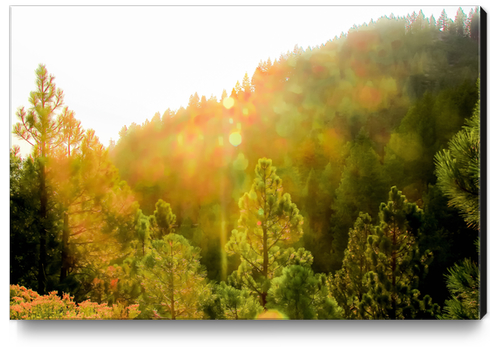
328, 212, 374, 318
13, 64, 67, 294
225, 158, 304, 307
359, 187, 439, 319
137, 233, 210, 319
434, 81, 480, 230
267, 249, 342, 319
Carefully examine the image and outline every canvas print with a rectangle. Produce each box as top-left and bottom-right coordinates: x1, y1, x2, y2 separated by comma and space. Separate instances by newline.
10, 6, 484, 320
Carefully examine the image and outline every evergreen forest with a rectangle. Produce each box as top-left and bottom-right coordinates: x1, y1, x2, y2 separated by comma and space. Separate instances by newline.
10, 8, 482, 320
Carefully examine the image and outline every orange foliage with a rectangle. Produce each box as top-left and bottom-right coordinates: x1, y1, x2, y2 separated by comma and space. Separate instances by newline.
358, 85, 382, 110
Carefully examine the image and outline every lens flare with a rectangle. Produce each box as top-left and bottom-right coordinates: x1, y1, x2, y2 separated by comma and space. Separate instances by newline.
232, 152, 248, 171
223, 97, 234, 109
229, 132, 242, 146
256, 309, 288, 320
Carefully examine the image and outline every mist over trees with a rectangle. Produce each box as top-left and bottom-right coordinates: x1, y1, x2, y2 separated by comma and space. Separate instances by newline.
11, 7, 482, 320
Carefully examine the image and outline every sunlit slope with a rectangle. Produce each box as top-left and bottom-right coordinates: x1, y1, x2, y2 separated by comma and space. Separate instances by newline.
111, 14, 479, 277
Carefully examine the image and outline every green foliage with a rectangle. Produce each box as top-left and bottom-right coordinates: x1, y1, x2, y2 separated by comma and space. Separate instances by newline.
267, 264, 342, 320
51, 129, 141, 302
359, 187, 439, 319
176, 203, 232, 282
208, 282, 262, 319
329, 130, 388, 271
225, 158, 304, 307
10, 148, 62, 292
137, 233, 210, 319
300, 164, 339, 273
88, 257, 142, 308
150, 199, 176, 238
108, 14, 480, 315
134, 209, 151, 257
440, 256, 479, 319
385, 83, 478, 202
328, 212, 374, 318
10, 149, 42, 289
435, 84, 480, 230
417, 184, 477, 306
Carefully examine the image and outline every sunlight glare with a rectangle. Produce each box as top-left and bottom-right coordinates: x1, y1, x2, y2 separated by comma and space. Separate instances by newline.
256, 309, 288, 320
229, 132, 242, 146
223, 97, 235, 109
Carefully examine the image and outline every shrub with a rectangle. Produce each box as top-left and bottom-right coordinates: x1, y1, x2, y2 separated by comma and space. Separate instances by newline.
10, 284, 140, 320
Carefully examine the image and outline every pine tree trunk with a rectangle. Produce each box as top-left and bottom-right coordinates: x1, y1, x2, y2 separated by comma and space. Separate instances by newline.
261, 292, 267, 308
390, 222, 397, 319
61, 140, 72, 283
170, 243, 175, 320
38, 161, 47, 295
171, 291, 175, 320
60, 212, 69, 282
262, 224, 268, 307
261, 167, 268, 308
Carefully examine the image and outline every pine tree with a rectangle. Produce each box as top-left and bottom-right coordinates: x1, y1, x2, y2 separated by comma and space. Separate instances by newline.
13, 64, 67, 294
225, 158, 304, 307
465, 8, 474, 37
188, 92, 200, 108
454, 7, 468, 36
417, 184, 478, 306
242, 72, 252, 94
359, 187, 439, 319
137, 233, 210, 319
434, 81, 480, 230
440, 241, 480, 319
429, 15, 437, 28
213, 282, 262, 319
435, 82, 480, 319
53, 109, 85, 282
10, 148, 61, 290
135, 210, 151, 257
267, 250, 342, 319
51, 129, 140, 299
220, 89, 228, 103
470, 7, 480, 41
234, 80, 242, 94
200, 95, 207, 107
149, 199, 176, 239
437, 9, 448, 31
328, 212, 374, 318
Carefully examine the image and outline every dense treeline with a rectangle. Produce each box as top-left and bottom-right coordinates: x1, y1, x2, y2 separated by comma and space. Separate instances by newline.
11, 8, 481, 319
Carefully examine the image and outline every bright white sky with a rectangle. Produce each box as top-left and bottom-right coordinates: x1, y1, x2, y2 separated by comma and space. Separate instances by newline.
10, 5, 476, 156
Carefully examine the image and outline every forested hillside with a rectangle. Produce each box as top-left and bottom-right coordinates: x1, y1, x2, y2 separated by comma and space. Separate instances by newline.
11, 8, 482, 320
